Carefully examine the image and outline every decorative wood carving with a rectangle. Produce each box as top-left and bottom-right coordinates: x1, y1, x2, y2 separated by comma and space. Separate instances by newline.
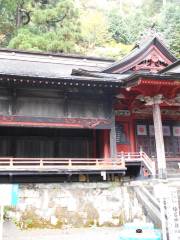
131, 48, 169, 73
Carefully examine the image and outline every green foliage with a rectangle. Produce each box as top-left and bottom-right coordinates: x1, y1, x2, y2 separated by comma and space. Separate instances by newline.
107, 0, 179, 57
80, 10, 110, 48
0, 0, 179, 57
108, 8, 149, 44
86, 42, 133, 59
8, 0, 81, 52
158, 3, 180, 57
0, 0, 17, 45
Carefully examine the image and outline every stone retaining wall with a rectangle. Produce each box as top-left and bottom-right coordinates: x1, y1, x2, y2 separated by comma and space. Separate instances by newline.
7, 182, 147, 228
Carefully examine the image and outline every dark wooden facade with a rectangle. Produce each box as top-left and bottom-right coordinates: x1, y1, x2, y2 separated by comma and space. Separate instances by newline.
0, 85, 114, 158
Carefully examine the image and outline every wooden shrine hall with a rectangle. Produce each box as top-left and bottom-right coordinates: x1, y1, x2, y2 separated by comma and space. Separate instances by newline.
0, 34, 179, 182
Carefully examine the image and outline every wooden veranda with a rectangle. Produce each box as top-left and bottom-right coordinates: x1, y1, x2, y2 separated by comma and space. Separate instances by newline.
0, 152, 156, 176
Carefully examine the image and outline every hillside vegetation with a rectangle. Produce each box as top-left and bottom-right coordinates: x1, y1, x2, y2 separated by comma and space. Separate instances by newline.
0, 0, 179, 59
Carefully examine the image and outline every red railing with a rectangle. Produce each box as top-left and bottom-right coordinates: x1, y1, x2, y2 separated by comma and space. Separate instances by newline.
0, 157, 126, 171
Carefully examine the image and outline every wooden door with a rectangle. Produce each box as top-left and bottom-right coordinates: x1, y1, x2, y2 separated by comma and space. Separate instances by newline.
116, 122, 130, 152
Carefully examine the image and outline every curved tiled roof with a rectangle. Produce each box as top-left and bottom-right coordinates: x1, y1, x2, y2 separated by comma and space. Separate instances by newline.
0, 48, 113, 78
102, 36, 177, 74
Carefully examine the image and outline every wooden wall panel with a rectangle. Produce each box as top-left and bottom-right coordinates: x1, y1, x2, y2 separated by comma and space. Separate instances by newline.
0, 88, 112, 120
16, 97, 64, 118
0, 97, 10, 115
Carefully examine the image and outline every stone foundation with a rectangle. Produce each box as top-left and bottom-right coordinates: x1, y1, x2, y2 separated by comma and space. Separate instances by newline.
7, 182, 147, 228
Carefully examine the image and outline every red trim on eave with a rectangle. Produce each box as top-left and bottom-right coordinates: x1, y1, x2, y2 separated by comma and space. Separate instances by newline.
141, 79, 180, 86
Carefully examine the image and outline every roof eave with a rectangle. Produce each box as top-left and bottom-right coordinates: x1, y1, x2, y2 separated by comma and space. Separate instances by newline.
0, 73, 123, 87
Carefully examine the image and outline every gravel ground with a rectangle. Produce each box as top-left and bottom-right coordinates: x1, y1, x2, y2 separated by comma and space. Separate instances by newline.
3, 221, 122, 240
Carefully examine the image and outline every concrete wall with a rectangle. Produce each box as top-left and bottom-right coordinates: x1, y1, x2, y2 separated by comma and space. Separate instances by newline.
7, 182, 147, 228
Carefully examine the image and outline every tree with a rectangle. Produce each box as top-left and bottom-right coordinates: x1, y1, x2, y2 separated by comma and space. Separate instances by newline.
158, 3, 180, 57
8, 0, 81, 53
0, 0, 179, 57
80, 10, 110, 49
0, 0, 18, 46
108, 8, 149, 45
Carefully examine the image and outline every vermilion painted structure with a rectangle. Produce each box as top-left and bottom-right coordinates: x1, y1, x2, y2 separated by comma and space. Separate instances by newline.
0, 34, 179, 182
74, 35, 180, 178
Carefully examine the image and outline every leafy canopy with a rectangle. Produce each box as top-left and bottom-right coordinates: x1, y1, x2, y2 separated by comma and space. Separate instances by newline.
8, 0, 81, 52
0, 0, 179, 58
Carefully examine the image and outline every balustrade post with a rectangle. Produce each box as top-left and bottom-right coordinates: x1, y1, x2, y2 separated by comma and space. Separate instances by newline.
40, 159, 43, 167
69, 159, 72, 166
121, 151, 124, 161
121, 152, 125, 168
10, 158, 13, 167
152, 160, 156, 178
140, 150, 143, 160
96, 159, 99, 166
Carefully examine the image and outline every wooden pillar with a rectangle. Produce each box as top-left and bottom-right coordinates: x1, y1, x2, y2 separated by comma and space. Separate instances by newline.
152, 96, 167, 179
110, 111, 117, 158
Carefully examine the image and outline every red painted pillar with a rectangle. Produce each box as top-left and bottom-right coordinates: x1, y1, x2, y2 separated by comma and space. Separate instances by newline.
129, 117, 136, 152
103, 129, 110, 159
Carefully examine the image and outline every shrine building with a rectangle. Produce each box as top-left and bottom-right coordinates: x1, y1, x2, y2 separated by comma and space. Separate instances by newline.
0, 35, 179, 182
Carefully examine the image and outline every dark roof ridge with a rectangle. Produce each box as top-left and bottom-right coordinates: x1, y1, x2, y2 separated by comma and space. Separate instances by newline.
0, 48, 115, 63
71, 68, 130, 80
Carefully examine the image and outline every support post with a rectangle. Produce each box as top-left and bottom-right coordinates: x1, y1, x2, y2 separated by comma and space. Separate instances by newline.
129, 116, 136, 152
152, 97, 166, 179
103, 130, 110, 159
110, 110, 117, 158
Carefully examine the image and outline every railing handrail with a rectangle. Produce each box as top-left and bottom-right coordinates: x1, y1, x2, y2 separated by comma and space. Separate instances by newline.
117, 151, 156, 176
0, 153, 156, 175
0, 157, 126, 170
140, 151, 156, 175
